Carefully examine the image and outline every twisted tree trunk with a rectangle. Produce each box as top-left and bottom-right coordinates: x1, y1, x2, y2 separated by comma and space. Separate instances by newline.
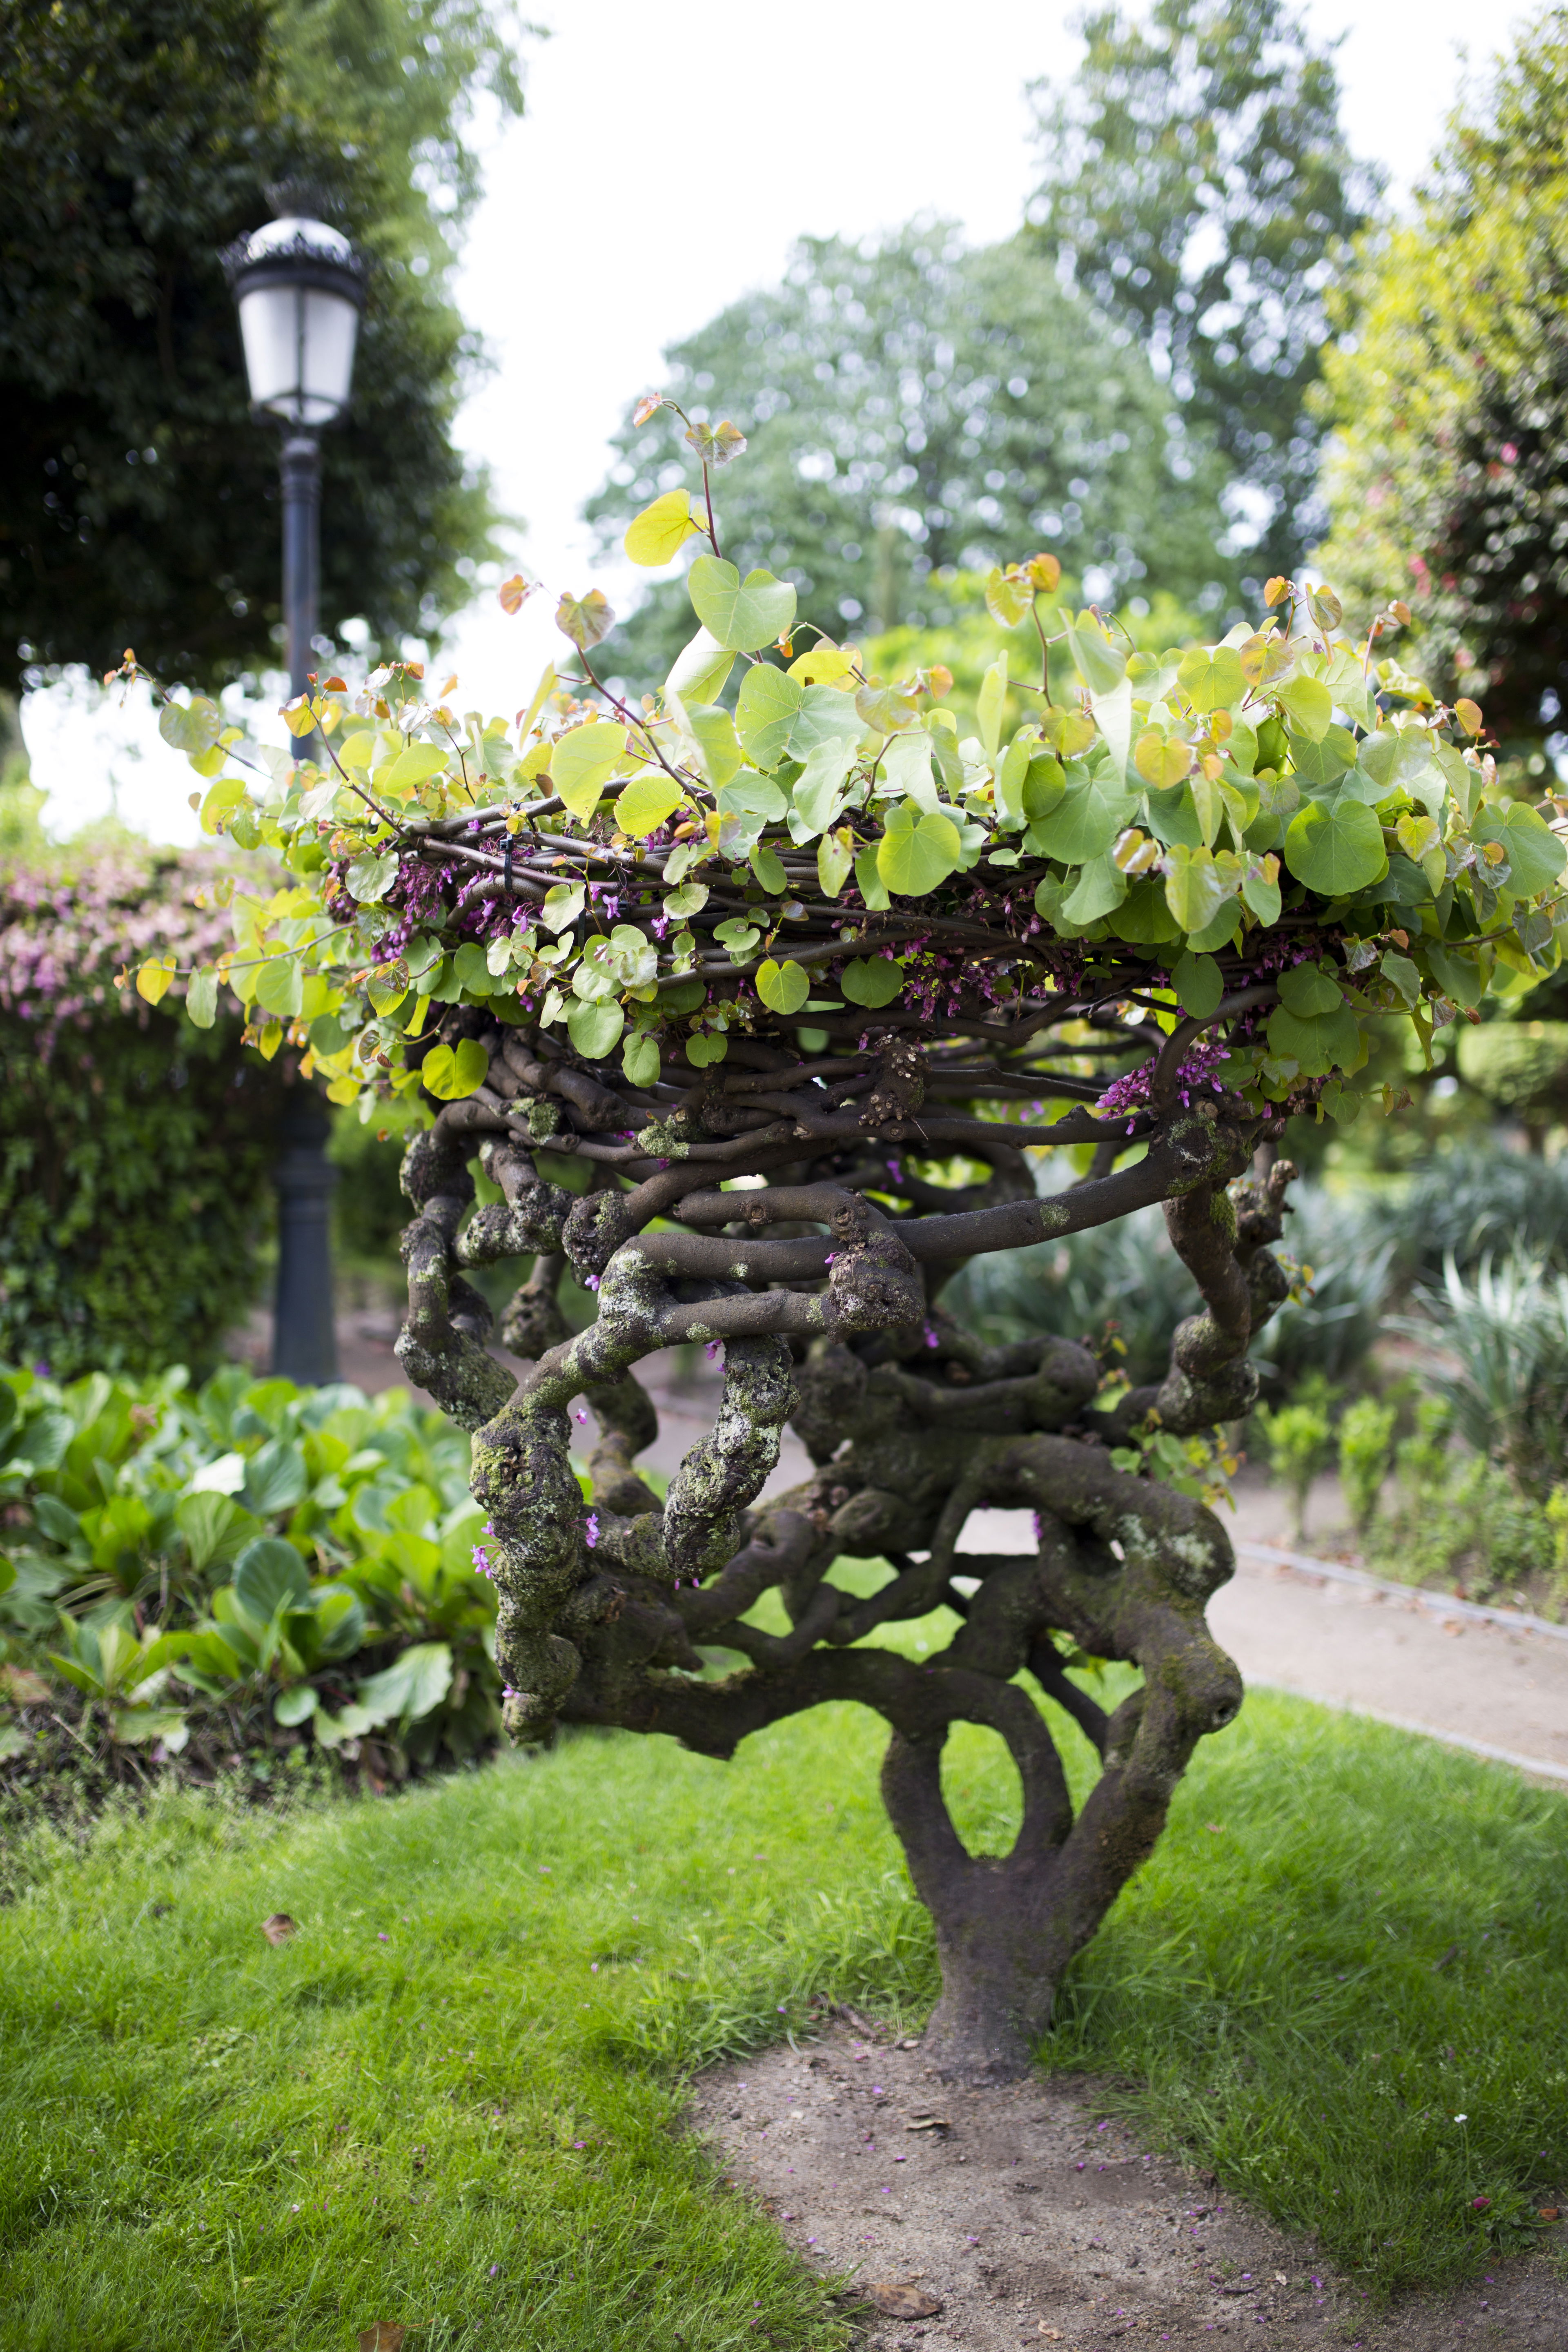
392, 1011, 1300, 2079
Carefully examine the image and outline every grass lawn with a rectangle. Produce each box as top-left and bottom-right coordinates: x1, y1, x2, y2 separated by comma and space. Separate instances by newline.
1, 1662, 1566, 2350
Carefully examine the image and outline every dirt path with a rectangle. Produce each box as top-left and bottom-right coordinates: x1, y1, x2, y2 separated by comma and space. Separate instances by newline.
687, 2022, 1566, 2351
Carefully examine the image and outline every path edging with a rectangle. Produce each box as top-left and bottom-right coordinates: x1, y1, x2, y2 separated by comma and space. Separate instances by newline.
1236, 1540, 1568, 1645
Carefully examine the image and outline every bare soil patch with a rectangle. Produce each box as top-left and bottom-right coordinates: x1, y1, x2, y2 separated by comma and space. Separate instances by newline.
686, 2022, 1566, 2350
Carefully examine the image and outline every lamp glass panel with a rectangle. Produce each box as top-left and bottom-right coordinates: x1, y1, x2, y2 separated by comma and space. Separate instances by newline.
300, 288, 359, 420
236, 281, 359, 424
237, 282, 302, 415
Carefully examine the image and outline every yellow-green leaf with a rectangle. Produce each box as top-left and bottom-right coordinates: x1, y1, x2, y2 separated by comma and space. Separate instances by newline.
421, 1038, 491, 1099
1163, 844, 1227, 935
625, 489, 702, 567
687, 556, 797, 653
876, 802, 961, 896
755, 958, 810, 1015
984, 566, 1033, 629
817, 828, 853, 898
567, 998, 624, 1059
976, 653, 1009, 761
1274, 674, 1333, 743
186, 968, 219, 1029
377, 742, 449, 793
615, 775, 685, 837
552, 722, 626, 821
254, 955, 303, 1020
135, 956, 176, 1006
1177, 647, 1246, 714
556, 589, 615, 650
1134, 732, 1194, 788
199, 775, 247, 835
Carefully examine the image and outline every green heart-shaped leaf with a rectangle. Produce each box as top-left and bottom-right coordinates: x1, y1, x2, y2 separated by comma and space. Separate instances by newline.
552, 722, 625, 821
346, 850, 399, 903
840, 956, 905, 1007
420, 1038, 490, 1099
688, 555, 797, 652
1473, 803, 1566, 896
1171, 951, 1224, 1018
876, 802, 961, 896
1283, 797, 1387, 896
1025, 765, 1134, 864
1276, 961, 1343, 1018
755, 958, 810, 1015
615, 775, 685, 837
622, 1031, 661, 1086
566, 998, 624, 1060
1265, 1001, 1361, 1076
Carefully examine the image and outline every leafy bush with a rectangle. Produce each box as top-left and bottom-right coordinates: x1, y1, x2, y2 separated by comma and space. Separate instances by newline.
1255, 1377, 1339, 1539
0, 1360, 510, 1775
1337, 1394, 1397, 1532
0, 843, 289, 1376
949, 1174, 1393, 1397
1395, 1252, 1568, 1499
943, 1192, 1195, 1385
1388, 1145, 1568, 1282
1248, 1182, 1397, 1390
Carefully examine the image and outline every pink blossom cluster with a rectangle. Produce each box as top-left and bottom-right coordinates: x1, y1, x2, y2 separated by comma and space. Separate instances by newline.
1, 846, 243, 1058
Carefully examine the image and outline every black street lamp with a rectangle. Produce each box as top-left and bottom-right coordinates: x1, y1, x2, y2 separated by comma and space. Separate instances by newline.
224, 210, 366, 1386
223, 210, 366, 701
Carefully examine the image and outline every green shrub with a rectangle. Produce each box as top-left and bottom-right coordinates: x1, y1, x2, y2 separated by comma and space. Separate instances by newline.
1255, 1376, 1339, 1539
0, 844, 289, 1376
1337, 1394, 1397, 1533
0, 1359, 523, 1776
949, 1177, 1393, 1396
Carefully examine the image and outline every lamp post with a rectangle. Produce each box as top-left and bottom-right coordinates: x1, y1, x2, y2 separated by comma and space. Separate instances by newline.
224, 211, 366, 1385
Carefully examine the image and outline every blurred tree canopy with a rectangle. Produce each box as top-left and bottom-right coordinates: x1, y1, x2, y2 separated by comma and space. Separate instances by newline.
585, 225, 1236, 694
0, 0, 533, 695
1027, 0, 1379, 587
1315, 7, 1568, 744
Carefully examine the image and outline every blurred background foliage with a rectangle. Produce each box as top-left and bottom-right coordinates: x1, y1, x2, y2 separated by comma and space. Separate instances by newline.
0, 0, 536, 693
585, 227, 1238, 693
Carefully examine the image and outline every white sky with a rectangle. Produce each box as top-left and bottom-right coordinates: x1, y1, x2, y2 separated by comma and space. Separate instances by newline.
24, 0, 1523, 842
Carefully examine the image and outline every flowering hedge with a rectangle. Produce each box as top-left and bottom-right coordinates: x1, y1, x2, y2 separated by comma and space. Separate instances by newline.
0, 843, 289, 1377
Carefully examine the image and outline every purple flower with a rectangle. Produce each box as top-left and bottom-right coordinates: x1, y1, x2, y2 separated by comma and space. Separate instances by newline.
585, 1512, 600, 1548
705, 1340, 723, 1361
922, 1322, 938, 1348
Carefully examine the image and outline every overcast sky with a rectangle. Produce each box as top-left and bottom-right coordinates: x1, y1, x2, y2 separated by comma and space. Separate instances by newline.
26, 0, 1526, 841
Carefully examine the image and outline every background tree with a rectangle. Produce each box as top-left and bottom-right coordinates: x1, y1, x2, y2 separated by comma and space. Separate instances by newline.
585, 227, 1235, 694
0, 0, 532, 695
1314, 7, 1568, 746
1027, 0, 1380, 587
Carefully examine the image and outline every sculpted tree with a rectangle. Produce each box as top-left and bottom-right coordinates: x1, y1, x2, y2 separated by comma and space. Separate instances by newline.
140, 411, 1567, 2080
